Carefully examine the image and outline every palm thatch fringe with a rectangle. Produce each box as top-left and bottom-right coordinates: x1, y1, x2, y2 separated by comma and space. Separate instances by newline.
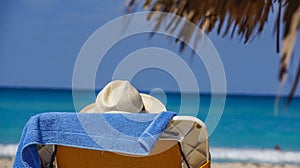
125, 0, 300, 104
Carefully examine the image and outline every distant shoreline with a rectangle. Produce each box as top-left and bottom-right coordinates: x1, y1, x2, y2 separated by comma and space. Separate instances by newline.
3, 144, 300, 165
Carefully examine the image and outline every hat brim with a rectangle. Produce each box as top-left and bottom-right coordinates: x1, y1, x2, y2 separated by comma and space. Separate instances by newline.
80, 93, 166, 113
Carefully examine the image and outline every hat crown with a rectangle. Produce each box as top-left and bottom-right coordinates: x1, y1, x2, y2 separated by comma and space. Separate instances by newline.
95, 80, 143, 113
80, 80, 166, 113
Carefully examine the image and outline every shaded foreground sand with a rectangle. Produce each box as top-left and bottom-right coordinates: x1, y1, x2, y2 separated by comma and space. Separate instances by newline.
1, 158, 300, 168
212, 163, 300, 168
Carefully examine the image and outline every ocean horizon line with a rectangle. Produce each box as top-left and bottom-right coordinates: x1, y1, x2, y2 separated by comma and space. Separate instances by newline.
0, 85, 299, 99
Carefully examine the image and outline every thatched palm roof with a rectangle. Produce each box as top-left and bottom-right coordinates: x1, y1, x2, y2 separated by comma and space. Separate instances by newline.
126, 0, 300, 104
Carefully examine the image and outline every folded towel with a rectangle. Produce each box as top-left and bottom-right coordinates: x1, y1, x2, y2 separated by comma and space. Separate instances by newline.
13, 111, 176, 168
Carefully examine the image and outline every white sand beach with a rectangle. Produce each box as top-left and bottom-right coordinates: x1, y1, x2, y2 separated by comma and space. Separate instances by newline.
2, 158, 300, 168
0, 158, 14, 168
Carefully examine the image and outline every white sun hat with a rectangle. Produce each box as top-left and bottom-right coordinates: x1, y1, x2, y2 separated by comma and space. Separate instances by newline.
80, 80, 166, 113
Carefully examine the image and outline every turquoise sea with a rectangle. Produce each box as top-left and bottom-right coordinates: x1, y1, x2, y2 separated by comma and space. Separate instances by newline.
1, 88, 300, 164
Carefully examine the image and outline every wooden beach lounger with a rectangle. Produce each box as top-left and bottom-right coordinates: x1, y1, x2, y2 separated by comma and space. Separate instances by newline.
55, 116, 210, 168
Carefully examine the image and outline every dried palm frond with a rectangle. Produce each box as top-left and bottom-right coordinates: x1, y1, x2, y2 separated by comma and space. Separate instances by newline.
282, 2, 300, 104
126, 0, 273, 46
125, 0, 300, 104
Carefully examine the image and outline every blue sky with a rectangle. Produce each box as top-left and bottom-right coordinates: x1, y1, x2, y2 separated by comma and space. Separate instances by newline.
0, 0, 299, 96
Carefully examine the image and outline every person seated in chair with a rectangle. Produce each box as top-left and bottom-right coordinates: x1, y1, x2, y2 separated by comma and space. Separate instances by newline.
39, 80, 167, 168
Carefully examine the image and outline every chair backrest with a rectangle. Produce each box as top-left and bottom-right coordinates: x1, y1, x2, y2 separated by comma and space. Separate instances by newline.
56, 140, 182, 168
55, 116, 210, 168
160, 116, 210, 168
